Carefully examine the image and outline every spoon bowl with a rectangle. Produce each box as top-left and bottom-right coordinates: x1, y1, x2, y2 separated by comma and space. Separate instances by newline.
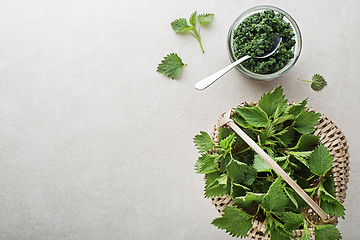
195, 33, 282, 90
255, 33, 282, 59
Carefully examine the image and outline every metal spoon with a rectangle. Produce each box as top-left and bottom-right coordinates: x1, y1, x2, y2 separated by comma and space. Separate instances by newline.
195, 33, 282, 90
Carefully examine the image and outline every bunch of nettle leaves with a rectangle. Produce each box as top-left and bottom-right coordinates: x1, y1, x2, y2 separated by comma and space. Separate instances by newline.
194, 85, 345, 240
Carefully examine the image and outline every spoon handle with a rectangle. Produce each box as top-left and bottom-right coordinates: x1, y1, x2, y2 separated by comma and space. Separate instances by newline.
195, 55, 251, 90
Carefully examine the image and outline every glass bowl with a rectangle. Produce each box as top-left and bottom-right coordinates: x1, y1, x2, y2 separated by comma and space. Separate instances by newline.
227, 5, 302, 81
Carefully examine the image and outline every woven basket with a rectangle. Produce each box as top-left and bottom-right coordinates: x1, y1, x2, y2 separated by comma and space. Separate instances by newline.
208, 101, 350, 239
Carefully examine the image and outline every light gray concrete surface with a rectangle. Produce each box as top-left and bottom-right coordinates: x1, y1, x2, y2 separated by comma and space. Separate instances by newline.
0, 0, 359, 239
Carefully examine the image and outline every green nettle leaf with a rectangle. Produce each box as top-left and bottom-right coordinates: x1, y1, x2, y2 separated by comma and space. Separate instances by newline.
290, 151, 313, 168
243, 165, 257, 186
234, 192, 265, 209
280, 212, 304, 231
299, 221, 310, 240
193, 131, 216, 153
219, 133, 235, 151
293, 110, 321, 135
318, 184, 338, 203
218, 127, 234, 141
258, 133, 267, 146
286, 98, 308, 118
219, 153, 231, 172
231, 182, 251, 199
258, 85, 287, 118
261, 178, 288, 213
194, 154, 219, 174
293, 134, 320, 151
211, 206, 253, 238
189, 11, 197, 28
198, 13, 214, 25
204, 172, 229, 198
170, 18, 192, 33
314, 224, 342, 240
311, 74, 328, 92
275, 126, 295, 147
268, 218, 293, 240
273, 104, 289, 122
318, 185, 345, 219
265, 123, 276, 138
236, 106, 269, 128
323, 175, 336, 197
319, 197, 346, 220
272, 112, 294, 126
157, 53, 187, 79
194, 157, 203, 173
270, 228, 292, 240
284, 187, 298, 209
216, 173, 228, 185
226, 158, 248, 183
204, 171, 221, 185
308, 144, 333, 176
244, 128, 258, 143
253, 154, 272, 172
231, 113, 251, 128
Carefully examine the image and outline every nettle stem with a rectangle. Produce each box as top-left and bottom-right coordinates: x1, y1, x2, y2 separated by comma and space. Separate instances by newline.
197, 27, 204, 53
238, 146, 251, 155
189, 28, 205, 53
198, 38, 205, 53
298, 79, 312, 83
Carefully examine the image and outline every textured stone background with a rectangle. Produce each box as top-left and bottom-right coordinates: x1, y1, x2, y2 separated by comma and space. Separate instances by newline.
0, 0, 358, 239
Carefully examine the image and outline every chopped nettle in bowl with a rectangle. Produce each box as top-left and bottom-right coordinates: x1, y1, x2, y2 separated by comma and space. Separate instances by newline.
227, 5, 302, 81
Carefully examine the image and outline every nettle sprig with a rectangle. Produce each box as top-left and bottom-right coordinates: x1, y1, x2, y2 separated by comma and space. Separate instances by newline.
171, 11, 214, 53
298, 74, 328, 92
194, 85, 344, 240
157, 11, 214, 79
